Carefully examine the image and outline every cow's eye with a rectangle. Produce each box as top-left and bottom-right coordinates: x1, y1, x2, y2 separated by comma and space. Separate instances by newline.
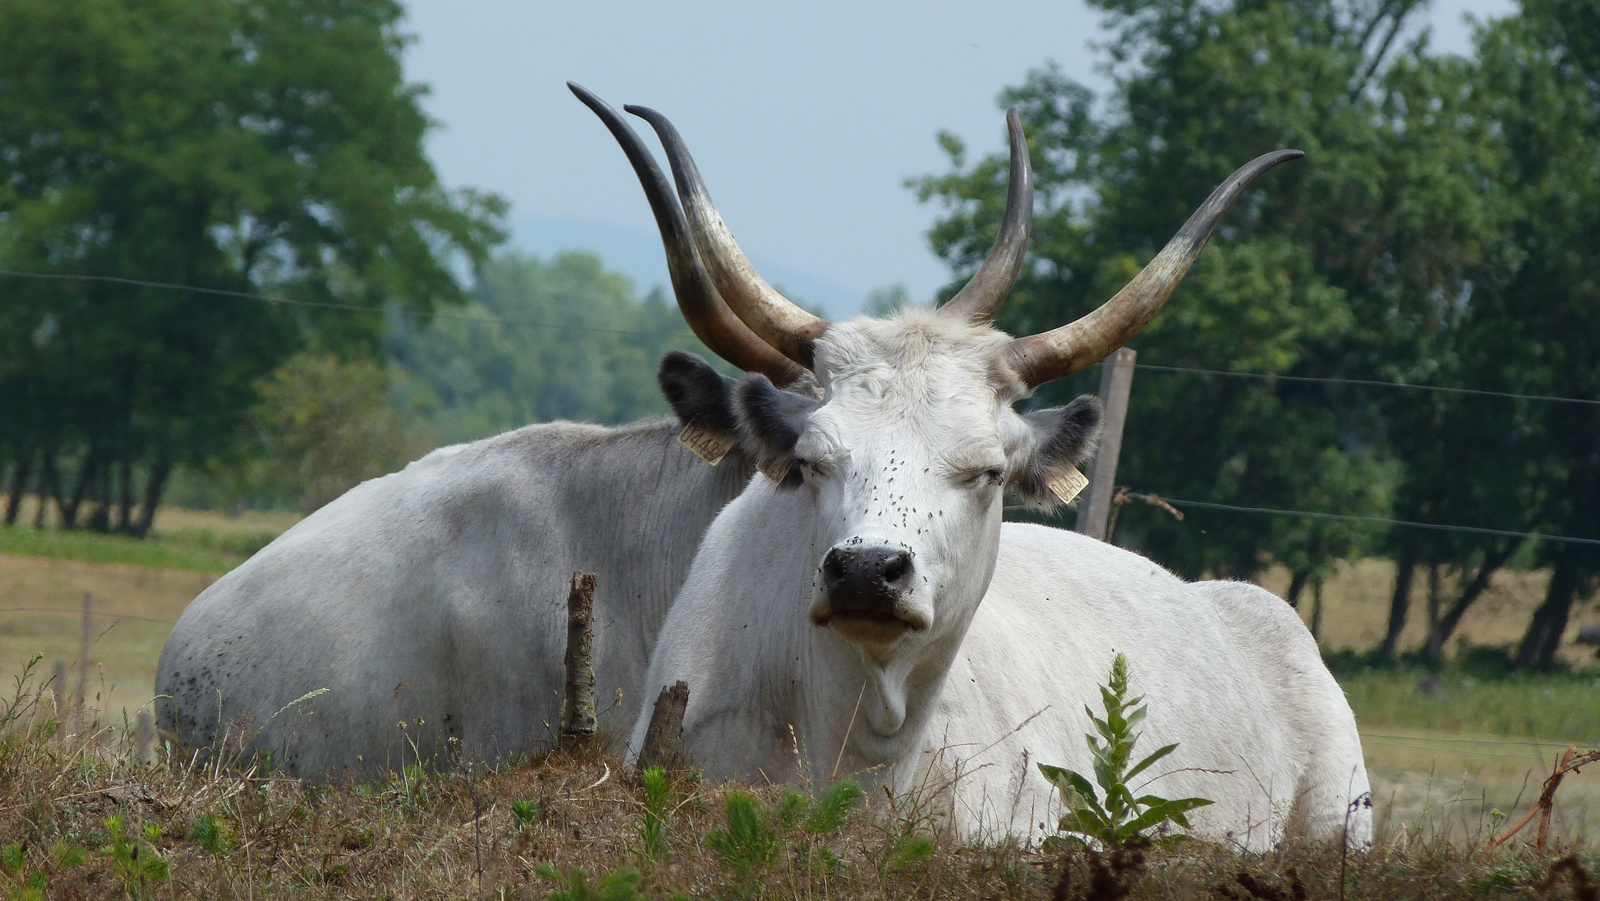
960, 467, 1005, 489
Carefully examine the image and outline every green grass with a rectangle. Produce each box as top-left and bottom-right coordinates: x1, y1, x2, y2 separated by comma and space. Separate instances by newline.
0, 524, 275, 574
1335, 664, 1600, 742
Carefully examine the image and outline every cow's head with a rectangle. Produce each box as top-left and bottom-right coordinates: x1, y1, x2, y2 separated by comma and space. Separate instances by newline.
732, 312, 1104, 650
582, 83, 1299, 665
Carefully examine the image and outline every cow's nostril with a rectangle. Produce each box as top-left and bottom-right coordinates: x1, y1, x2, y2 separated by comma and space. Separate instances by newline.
880, 552, 910, 584
822, 549, 848, 588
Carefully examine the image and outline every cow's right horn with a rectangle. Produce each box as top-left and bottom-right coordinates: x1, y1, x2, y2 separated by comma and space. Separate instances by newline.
569, 84, 807, 387
626, 104, 830, 371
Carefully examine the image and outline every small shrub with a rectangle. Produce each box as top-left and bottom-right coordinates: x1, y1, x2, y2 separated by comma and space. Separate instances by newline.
805, 778, 864, 835
534, 863, 641, 901
707, 791, 775, 875
512, 799, 542, 828
638, 766, 671, 861
706, 779, 863, 879
191, 815, 237, 858
102, 815, 169, 900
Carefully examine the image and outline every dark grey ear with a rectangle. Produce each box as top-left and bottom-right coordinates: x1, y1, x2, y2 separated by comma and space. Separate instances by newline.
733, 373, 820, 488
659, 351, 738, 433
1008, 395, 1103, 507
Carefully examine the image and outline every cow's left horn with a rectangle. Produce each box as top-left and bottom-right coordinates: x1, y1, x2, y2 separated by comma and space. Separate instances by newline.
938, 107, 1033, 324
626, 104, 830, 370
1005, 149, 1304, 388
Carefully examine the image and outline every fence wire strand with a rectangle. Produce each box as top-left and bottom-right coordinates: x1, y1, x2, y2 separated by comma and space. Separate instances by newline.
4, 267, 1600, 407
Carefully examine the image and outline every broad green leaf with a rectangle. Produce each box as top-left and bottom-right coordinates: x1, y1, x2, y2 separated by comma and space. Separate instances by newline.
1124, 742, 1179, 784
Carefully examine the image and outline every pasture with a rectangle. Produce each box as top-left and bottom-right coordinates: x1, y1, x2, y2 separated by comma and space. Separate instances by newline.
2, 500, 1599, 897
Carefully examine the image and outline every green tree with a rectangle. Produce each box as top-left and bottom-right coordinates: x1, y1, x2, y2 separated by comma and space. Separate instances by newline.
248, 352, 417, 513
914, 0, 1519, 620
0, 0, 504, 535
1468, 0, 1600, 668
386, 251, 711, 443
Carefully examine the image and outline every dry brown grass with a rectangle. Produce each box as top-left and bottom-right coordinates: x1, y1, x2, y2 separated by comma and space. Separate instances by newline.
1259, 558, 1593, 666
0, 690, 1590, 901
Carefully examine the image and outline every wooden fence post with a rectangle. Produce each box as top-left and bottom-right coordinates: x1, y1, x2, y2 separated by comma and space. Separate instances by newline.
1075, 348, 1137, 541
560, 572, 598, 746
74, 591, 93, 710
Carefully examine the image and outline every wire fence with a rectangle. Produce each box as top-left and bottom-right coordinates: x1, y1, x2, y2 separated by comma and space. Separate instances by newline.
0, 606, 176, 627
5, 266, 1600, 547
5, 267, 1598, 407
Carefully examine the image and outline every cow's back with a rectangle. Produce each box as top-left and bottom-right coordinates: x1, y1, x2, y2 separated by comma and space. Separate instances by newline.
156, 418, 749, 777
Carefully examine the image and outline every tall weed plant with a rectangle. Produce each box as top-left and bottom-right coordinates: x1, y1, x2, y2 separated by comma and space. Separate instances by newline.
1038, 653, 1211, 850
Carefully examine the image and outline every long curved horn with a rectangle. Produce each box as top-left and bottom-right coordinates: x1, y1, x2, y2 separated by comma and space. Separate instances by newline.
1006, 149, 1304, 388
568, 83, 807, 387
939, 107, 1033, 323
625, 104, 829, 370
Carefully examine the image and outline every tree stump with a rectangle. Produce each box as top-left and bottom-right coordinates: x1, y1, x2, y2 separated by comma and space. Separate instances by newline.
560, 572, 598, 747
636, 680, 689, 771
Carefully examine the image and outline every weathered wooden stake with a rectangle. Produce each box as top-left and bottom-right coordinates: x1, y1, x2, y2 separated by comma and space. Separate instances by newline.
134, 709, 157, 765
1075, 348, 1137, 541
49, 660, 68, 705
560, 572, 598, 746
74, 591, 93, 709
636, 680, 690, 771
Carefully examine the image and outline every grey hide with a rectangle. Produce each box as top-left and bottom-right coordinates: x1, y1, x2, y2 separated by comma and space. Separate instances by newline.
156, 413, 752, 778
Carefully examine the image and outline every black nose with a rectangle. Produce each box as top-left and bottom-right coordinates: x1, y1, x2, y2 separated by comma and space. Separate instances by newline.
821, 546, 914, 615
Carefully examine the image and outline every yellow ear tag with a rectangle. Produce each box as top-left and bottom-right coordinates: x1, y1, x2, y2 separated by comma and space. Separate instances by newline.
1046, 466, 1089, 504
677, 417, 736, 466
758, 456, 795, 485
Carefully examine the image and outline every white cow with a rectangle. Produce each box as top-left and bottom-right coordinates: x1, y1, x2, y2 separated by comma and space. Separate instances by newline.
155, 85, 815, 777
621, 102, 1371, 849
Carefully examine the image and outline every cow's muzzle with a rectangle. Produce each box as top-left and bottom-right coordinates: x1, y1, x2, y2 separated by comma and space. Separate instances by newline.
813, 545, 927, 643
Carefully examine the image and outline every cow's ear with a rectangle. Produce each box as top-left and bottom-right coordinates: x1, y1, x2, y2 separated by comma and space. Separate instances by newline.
1007, 395, 1103, 508
659, 351, 738, 433
733, 373, 820, 488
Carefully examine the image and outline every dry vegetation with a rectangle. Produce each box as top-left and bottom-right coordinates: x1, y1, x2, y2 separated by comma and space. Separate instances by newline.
5, 501, 1600, 897
0, 674, 1596, 901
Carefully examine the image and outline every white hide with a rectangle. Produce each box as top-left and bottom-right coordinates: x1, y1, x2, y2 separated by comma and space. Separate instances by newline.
157, 418, 751, 778
629, 311, 1371, 849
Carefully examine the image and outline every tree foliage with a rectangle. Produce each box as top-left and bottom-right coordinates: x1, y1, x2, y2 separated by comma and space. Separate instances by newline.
0, 0, 504, 534
247, 352, 417, 514
916, 0, 1599, 665
385, 251, 715, 445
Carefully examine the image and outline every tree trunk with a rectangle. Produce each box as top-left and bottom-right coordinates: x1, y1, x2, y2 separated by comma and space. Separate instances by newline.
130, 458, 171, 539
3, 452, 32, 525
1425, 564, 1444, 665
1379, 543, 1418, 661
35, 450, 58, 528
84, 462, 111, 532
114, 451, 134, 533
1285, 569, 1310, 610
1515, 550, 1585, 669
58, 450, 100, 530
1309, 580, 1324, 642
1434, 539, 1520, 647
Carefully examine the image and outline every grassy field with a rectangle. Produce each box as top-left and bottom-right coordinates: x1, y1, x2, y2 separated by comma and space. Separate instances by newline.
3, 495, 1600, 859
0, 499, 301, 717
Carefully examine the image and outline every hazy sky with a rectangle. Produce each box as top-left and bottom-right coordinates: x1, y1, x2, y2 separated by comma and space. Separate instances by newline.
402, 0, 1518, 317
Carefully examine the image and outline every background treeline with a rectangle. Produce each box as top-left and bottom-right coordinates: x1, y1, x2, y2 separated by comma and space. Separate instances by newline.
915, 0, 1599, 668
1, 0, 1596, 668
